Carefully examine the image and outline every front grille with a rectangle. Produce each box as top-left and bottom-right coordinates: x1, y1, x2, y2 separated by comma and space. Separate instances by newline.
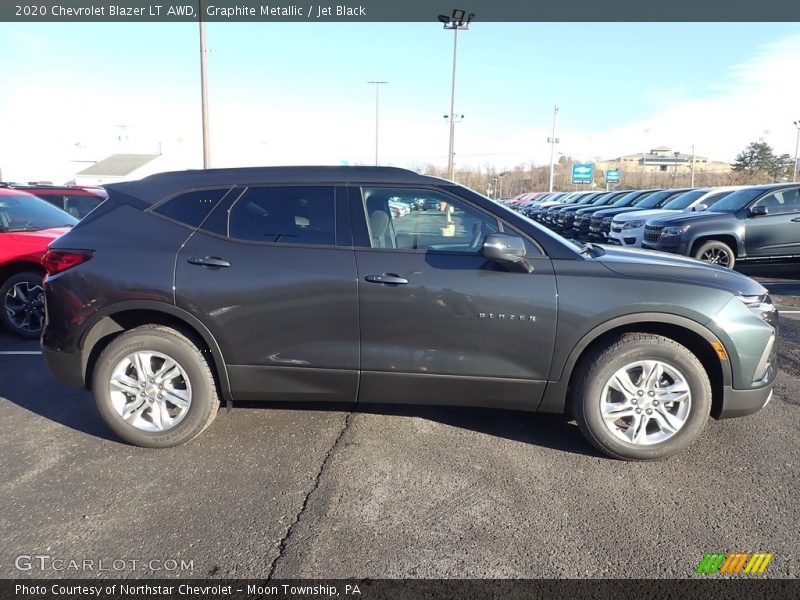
611, 224, 623, 233
643, 225, 663, 243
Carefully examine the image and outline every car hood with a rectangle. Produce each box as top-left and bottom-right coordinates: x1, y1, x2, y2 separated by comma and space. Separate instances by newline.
611, 208, 680, 223
596, 245, 765, 295
646, 211, 733, 227
592, 206, 653, 219
8, 227, 72, 244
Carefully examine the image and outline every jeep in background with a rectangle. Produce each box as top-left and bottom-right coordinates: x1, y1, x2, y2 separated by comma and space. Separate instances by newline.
41, 167, 778, 461
641, 183, 800, 269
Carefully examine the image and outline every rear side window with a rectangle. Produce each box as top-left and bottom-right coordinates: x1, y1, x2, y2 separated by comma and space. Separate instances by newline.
228, 186, 335, 246
153, 188, 230, 227
64, 195, 101, 219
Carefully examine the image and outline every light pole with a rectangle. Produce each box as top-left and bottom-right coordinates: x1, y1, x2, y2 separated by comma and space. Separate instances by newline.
690, 144, 696, 187
438, 9, 474, 181
199, 0, 210, 168
497, 171, 507, 199
367, 81, 387, 166
672, 151, 680, 187
793, 120, 800, 183
548, 105, 560, 192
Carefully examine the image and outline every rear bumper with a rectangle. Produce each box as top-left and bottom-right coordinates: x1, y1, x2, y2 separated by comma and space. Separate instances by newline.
42, 345, 86, 390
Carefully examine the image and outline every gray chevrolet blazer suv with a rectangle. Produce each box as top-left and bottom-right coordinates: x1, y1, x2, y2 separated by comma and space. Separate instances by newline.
40, 167, 778, 460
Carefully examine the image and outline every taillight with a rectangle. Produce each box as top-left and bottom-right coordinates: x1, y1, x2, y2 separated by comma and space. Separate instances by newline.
42, 249, 94, 275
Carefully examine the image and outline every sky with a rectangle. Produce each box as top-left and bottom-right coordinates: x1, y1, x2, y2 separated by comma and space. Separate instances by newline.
1, 21, 799, 182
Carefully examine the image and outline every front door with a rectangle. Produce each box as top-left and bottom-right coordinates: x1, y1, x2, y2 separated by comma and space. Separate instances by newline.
350, 185, 558, 411
745, 187, 800, 258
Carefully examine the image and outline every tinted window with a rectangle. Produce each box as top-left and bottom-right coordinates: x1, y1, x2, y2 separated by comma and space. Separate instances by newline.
229, 186, 335, 245
662, 189, 708, 210
708, 187, 765, 212
64, 194, 102, 219
32, 193, 65, 210
0, 194, 77, 231
752, 188, 800, 215
153, 188, 230, 227
362, 187, 499, 253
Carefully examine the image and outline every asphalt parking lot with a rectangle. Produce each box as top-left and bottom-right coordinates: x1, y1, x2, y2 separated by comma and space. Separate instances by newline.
1, 269, 798, 579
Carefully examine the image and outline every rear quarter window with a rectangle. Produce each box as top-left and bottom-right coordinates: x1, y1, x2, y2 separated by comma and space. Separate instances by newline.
152, 188, 231, 227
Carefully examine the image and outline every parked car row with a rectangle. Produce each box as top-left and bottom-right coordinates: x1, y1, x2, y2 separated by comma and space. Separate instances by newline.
504, 183, 800, 270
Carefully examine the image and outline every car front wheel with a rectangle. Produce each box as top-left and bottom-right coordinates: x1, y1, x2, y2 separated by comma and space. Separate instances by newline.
92, 325, 219, 448
694, 240, 735, 269
571, 333, 711, 461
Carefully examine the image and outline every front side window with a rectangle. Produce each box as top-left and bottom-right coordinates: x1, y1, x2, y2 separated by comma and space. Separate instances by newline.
361, 187, 499, 253
229, 186, 335, 245
64, 195, 101, 219
751, 188, 800, 215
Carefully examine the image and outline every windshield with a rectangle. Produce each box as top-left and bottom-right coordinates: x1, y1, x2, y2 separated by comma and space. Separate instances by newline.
0, 194, 78, 232
662, 189, 709, 210
708, 187, 766, 212
611, 191, 645, 207
635, 190, 682, 209
591, 193, 615, 205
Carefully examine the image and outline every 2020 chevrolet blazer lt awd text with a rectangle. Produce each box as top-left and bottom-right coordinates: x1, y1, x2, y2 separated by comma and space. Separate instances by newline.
41, 167, 778, 460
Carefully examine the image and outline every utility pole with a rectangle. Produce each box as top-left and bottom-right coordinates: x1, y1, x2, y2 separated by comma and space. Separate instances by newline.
367, 81, 388, 166
672, 151, 679, 187
548, 105, 560, 192
690, 144, 695, 187
793, 120, 800, 183
439, 10, 474, 181
199, 0, 211, 168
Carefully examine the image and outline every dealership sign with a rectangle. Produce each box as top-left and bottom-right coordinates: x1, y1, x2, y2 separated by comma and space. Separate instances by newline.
572, 163, 594, 184
606, 169, 620, 184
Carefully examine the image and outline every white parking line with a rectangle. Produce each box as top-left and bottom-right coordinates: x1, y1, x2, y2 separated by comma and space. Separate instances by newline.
0, 351, 41, 355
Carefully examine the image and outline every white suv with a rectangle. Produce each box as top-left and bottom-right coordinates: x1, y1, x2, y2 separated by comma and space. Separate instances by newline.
608, 186, 746, 247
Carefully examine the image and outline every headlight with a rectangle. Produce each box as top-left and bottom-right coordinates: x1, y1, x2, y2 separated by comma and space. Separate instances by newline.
660, 225, 690, 237
739, 294, 778, 328
621, 220, 645, 230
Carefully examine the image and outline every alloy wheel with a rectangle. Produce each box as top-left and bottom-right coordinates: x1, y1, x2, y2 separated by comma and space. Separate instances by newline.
3, 281, 45, 335
600, 360, 692, 445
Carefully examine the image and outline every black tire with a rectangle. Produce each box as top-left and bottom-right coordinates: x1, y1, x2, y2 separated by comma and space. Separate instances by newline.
0, 271, 45, 339
693, 240, 735, 269
92, 325, 219, 448
570, 333, 711, 461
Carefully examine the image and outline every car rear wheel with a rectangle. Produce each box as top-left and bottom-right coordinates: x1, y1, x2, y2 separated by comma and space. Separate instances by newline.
92, 325, 219, 448
570, 333, 711, 461
694, 240, 735, 269
1, 271, 45, 339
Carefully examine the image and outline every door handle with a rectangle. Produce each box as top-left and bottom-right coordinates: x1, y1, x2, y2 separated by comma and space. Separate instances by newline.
187, 256, 231, 268
365, 274, 408, 285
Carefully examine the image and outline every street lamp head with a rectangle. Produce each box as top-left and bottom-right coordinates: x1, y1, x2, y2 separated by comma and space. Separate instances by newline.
438, 14, 450, 24
452, 9, 465, 21
466, 12, 475, 23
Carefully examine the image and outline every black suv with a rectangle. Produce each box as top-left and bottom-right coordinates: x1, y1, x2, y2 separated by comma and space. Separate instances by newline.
642, 183, 800, 269
42, 167, 778, 461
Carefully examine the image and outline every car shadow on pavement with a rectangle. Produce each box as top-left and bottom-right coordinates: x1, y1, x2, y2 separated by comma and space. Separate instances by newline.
0, 363, 117, 442
236, 401, 600, 458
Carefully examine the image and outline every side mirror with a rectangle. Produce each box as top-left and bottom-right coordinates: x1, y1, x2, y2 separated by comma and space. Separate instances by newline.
749, 206, 768, 217
693, 203, 708, 212
482, 234, 533, 272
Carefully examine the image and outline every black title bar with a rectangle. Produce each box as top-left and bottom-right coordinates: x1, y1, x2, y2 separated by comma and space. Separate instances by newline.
3, 0, 800, 22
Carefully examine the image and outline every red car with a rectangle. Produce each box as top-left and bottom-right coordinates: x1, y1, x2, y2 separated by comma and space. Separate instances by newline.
0, 187, 76, 338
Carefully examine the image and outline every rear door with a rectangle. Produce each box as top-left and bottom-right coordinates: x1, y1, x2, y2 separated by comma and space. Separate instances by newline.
174, 184, 359, 403
745, 187, 800, 257
350, 185, 558, 411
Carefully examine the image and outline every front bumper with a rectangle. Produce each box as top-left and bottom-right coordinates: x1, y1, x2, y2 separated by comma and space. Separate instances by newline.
718, 382, 775, 419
